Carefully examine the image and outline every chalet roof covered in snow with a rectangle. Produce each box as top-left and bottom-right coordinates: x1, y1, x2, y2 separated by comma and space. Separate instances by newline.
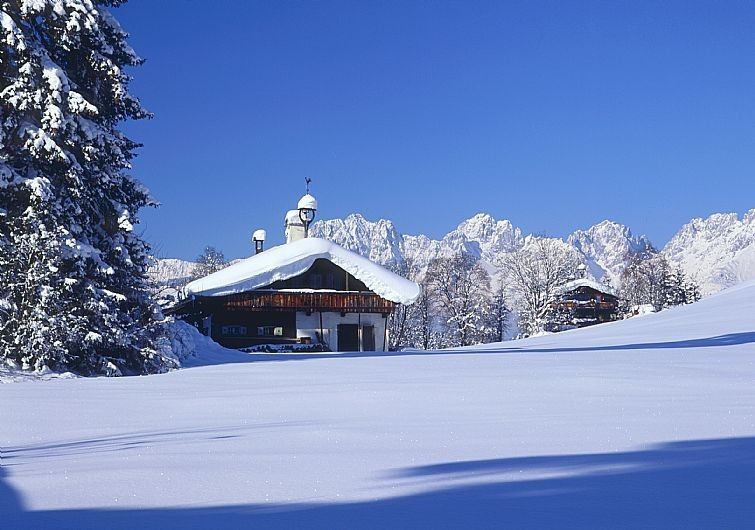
183, 237, 421, 304
556, 278, 617, 297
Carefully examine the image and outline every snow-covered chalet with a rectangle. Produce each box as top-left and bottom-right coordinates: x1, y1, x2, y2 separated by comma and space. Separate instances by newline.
171, 192, 420, 352
547, 277, 619, 331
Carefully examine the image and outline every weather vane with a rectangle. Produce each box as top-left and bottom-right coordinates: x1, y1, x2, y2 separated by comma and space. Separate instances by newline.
305, 176, 312, 194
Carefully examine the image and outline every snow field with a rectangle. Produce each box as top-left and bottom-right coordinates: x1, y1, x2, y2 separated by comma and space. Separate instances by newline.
1, 281, 754, 528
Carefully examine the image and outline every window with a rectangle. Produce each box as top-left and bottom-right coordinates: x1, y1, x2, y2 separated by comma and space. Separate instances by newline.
221, 325, 247, 336
325, 273, 335, 289
257, 326, 284, 337
309, 273, 323, 289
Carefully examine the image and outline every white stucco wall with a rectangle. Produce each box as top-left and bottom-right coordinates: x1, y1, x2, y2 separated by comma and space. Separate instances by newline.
296, 311, 389, 352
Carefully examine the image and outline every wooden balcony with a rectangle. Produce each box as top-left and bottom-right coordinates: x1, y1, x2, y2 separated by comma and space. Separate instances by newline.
554, 300, 617, 311
222, 290, 396, 314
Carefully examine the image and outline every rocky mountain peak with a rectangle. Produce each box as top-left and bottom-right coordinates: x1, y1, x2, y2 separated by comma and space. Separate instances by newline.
568, 220, 654, 283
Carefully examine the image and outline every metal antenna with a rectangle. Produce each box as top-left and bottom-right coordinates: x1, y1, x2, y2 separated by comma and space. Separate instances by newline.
305, 176, 312, 194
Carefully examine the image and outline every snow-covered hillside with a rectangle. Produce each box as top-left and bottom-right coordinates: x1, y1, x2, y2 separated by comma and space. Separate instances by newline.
148, 258, 195, 288
311, 210, 755, 292
663, 209, 755, 295
2, 281, 755, 528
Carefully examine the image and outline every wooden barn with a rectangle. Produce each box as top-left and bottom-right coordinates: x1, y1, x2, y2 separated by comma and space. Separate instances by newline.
169, 196, 420, 352
547, 278, 619, 332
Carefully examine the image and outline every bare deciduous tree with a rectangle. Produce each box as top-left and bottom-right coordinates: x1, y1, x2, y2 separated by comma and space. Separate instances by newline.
191, 246, 228, 281
407, 285, 439, 349
387, 259, 425, 349
497, 238, 581, 336
425, 253, 492, 347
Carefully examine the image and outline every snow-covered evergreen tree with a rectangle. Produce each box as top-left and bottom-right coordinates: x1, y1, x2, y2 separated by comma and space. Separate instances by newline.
683, 274, 702, 305
0, 0, 171, 375
619, 254, 700, 314
191, 246, 227, 280
484, 283, 510, 343
663, 266, 687, 308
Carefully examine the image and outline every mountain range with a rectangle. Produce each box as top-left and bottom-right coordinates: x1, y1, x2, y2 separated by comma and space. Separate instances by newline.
311, 210, 755, 295
312, 213, 652, 284
151, 209, 755, 297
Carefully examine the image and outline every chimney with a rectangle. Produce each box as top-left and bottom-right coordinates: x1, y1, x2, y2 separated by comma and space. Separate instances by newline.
252, 229, 266, 254
284, 210, 305, 243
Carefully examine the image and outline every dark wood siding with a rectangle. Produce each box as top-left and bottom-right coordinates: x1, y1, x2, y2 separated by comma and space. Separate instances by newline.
211, 311, 297, 348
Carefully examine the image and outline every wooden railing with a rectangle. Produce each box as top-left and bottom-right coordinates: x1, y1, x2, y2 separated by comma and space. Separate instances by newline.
223, 291, 396, 314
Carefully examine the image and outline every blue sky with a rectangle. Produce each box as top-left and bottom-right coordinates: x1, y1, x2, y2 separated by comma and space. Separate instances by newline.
117, 0, 755, 260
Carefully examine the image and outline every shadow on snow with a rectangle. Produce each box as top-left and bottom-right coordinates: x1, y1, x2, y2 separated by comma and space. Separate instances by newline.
193, 331, 755, 366
3, 436, 755, 529
0, 423, 311, 463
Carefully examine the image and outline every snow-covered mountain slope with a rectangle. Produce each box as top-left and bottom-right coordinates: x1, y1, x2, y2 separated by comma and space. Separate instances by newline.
435, 213, 524, 262
312, 213, 526, 269
157, 209, 755, 295
2, 282, 755, 528
309, 213, 405, 267
568, 220, 653, 285
312, 210, 755, 294
148, 258, 195, 288
312, 213, 642, 281
663, 209, 755, 295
